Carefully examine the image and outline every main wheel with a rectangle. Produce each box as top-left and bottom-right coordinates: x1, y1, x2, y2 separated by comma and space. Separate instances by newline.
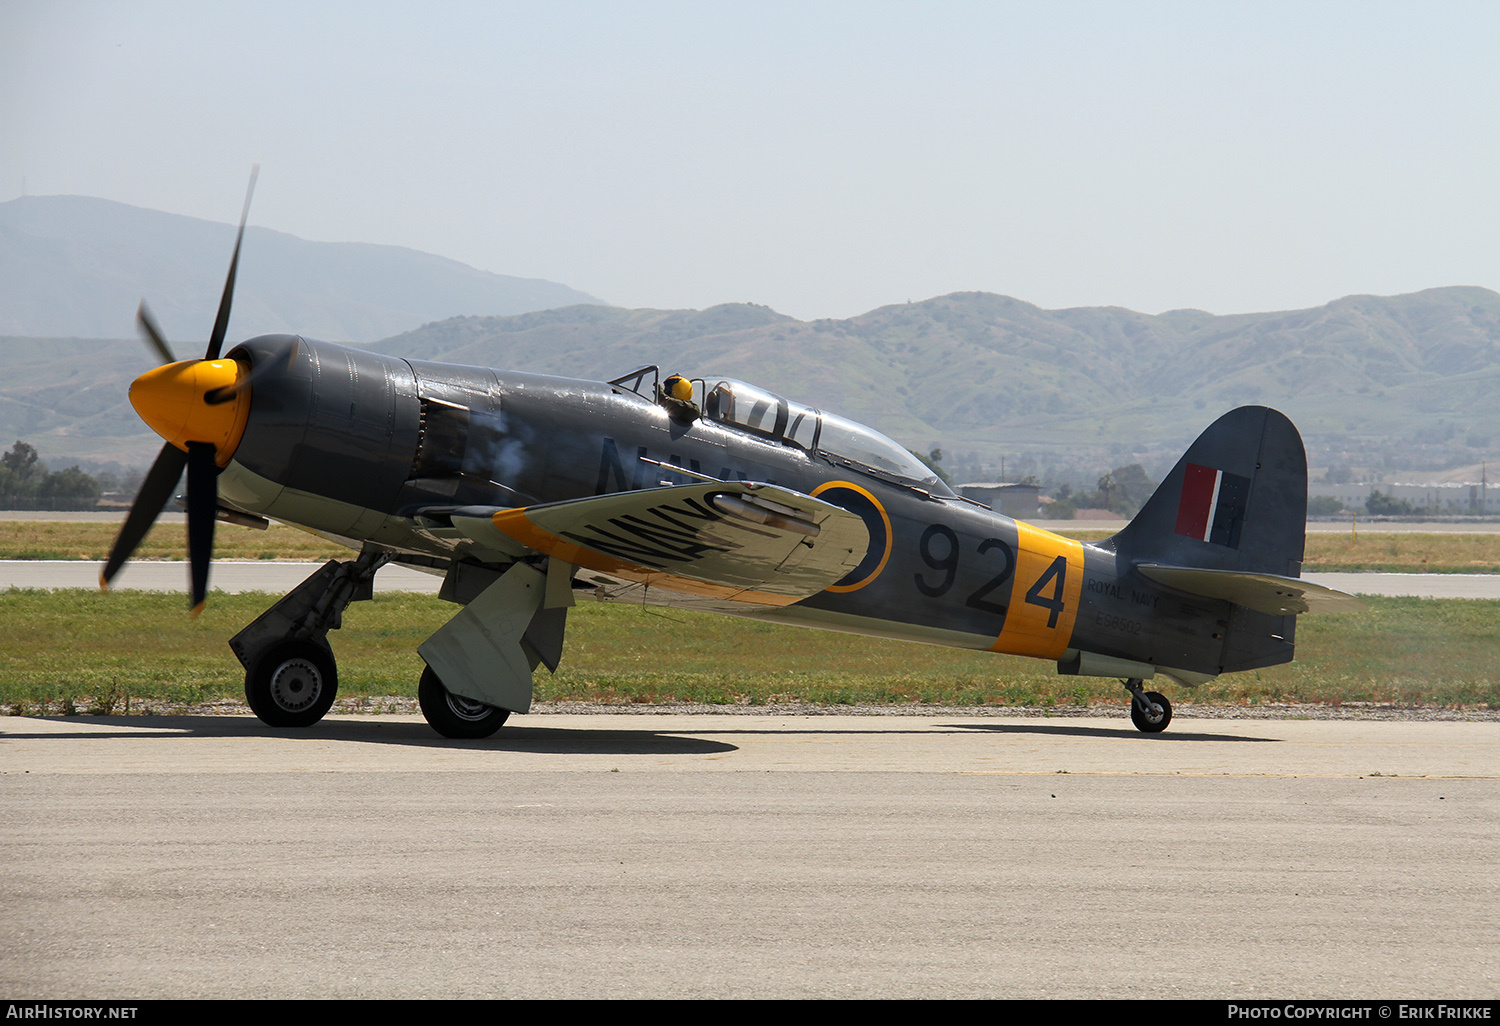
1130, 690, 1172, 733
245, 639, 338, 728
418, 666, 510, 739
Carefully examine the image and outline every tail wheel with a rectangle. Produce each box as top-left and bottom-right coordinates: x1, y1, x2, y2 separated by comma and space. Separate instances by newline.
245, 639, 338, 728
418, 666, 510, 739
1130, 689, 1172, 733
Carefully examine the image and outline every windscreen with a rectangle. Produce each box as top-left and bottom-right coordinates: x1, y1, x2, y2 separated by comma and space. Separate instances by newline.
816, 409, 955, 496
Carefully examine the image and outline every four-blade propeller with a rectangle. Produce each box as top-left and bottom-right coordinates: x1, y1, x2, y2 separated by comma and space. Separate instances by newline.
100, 166, 261, 615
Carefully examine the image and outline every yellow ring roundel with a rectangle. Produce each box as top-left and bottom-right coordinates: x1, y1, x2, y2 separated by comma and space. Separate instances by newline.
811, 481, 892, 593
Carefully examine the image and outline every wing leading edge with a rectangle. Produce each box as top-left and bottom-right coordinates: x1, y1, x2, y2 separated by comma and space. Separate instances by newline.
453, 482, 871, 606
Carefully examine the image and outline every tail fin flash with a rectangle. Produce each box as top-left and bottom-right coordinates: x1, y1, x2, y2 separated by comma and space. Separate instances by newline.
1111, 406, 1307, 576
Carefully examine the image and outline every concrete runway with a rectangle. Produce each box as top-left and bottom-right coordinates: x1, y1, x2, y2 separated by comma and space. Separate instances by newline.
1032, 519, 1500, 535
8, 558, 1500, 599
10, 510, 1500, 532
2, 711, 1496, 999
10, 511, 1500, 597
0, 558, 447, 594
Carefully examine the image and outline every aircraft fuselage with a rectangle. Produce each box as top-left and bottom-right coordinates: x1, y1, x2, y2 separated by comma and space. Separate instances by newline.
215, 334, 1277, 684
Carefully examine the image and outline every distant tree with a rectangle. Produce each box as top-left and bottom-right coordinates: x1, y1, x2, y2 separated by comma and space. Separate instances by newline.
0, 441, 42, 503
1, 441, 39, 477
1307, 496, 1344, 515
910, 448, 952, 485
1095, 472, 1116, 510
1047, 498, 1078, 520
40, 466, 102, 504
1109, 464, 1155, 512
1068, 464, 1157, 516
1366, 490, 1416, 516
0, 442, 102, 508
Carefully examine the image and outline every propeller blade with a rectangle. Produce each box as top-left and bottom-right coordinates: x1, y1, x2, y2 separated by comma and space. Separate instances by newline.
100, 442, 188, 590
136, 302, 176, 364
203, 337, 298, 406
185, 442, 220, 615
205, 164, 259, 360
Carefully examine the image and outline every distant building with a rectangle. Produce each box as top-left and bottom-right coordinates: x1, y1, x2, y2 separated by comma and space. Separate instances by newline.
957, 482, 1042, 518
1308, 480, 1498, 514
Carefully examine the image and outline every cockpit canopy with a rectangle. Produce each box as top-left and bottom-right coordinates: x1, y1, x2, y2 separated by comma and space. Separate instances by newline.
609, 366, 953, 496
703, 378, 820, 450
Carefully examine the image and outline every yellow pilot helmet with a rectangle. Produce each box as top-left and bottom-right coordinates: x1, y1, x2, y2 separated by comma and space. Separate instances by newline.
664, 374, 693, 401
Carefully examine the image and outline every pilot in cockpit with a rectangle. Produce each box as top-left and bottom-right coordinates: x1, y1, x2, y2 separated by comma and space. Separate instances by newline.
660, 374, 701, 422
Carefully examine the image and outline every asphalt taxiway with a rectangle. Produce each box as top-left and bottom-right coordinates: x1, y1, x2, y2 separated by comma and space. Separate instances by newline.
2, 711, 1496, 999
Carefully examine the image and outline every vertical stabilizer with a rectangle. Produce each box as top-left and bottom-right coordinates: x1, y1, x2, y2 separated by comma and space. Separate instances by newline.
1110, 406, 1308, 577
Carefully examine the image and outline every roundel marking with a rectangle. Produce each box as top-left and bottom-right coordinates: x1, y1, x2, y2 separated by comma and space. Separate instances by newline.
811, 480, 892, 593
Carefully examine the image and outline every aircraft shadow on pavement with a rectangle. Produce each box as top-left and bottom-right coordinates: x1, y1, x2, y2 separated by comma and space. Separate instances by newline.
5, 714, 1281, 748
3, 715, 739, 756
669, 719, 1279, 743
946, 721, 1280, 742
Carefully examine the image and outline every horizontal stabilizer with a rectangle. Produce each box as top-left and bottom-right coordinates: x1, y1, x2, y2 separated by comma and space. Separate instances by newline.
484, 481, 871, 606
1136, 563, 1366, 615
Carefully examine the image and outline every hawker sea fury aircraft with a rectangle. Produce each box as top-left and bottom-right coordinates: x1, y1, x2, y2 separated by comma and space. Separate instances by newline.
102, 175, 1362, 737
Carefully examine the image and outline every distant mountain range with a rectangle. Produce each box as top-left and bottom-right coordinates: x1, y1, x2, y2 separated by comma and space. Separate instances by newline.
1, 192, 1496, 482
0, 195, 601, 342
368, 287, 1500, 475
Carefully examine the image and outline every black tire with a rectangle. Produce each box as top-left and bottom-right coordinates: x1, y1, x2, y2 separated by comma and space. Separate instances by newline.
1130, 690, 1172, 733
245, 640, 338, 728
418, 665, 510, 739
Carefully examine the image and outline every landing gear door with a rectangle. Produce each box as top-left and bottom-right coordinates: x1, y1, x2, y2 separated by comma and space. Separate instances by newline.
417, 562, 546, 713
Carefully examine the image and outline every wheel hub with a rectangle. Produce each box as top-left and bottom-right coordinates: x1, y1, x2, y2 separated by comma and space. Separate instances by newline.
445, 691, 494, 722
268, 657, 323, 712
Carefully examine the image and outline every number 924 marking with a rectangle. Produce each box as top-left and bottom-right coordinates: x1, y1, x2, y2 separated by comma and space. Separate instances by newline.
913, 525, 1021, 617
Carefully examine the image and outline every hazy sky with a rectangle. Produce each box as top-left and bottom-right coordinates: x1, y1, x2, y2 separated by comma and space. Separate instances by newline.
3, 0, 1496, 321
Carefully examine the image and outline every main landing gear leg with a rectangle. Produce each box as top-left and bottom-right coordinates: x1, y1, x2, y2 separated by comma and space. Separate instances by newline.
1124, 678, 1172, 733
228, 551, 388, 728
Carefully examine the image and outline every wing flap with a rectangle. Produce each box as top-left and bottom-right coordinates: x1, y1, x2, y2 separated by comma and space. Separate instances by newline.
472, 482, 871, 606
1136, 563, 1367, 615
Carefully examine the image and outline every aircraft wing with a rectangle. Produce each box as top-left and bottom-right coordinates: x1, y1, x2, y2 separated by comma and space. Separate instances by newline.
451, 482, 871, 607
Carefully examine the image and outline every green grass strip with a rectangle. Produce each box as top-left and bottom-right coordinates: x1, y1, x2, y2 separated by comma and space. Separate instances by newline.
1, 589, 1495, 714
